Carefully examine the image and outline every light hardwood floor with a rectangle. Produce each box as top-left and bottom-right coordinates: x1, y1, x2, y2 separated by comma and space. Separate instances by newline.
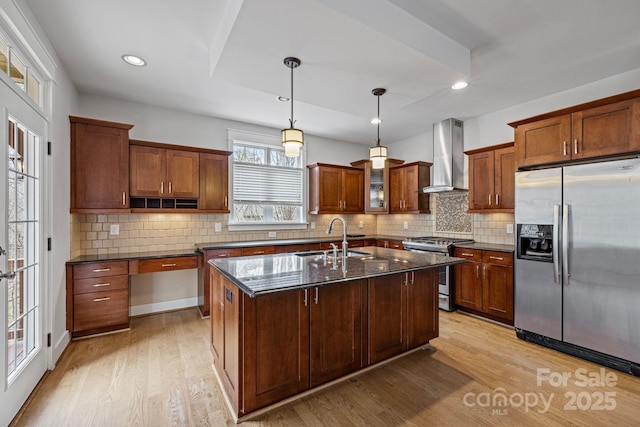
11, 308, 640, 426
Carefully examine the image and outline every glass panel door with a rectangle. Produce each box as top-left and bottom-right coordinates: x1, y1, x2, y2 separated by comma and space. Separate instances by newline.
0, 79, 47, 426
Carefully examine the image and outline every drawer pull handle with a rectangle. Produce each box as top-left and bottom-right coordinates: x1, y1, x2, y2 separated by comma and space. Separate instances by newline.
161, 263, 177, 267
252, 251, 265, 255
93, 297, 111, 302
489, 256, 504, 261
93, 283, 111, 287
92, 268, 111, 272
460, 253, 474, 257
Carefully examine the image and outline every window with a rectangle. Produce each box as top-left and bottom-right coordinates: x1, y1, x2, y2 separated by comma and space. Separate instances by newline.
230, 139, 305, 229
0, 34, 42, 107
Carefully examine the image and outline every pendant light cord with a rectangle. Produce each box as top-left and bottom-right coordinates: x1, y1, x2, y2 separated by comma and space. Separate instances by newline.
376, 93, 381, 145
290, 63, 294, 128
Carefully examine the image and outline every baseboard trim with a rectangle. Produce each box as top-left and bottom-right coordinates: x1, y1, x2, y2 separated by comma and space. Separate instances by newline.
129, 297, 199, 317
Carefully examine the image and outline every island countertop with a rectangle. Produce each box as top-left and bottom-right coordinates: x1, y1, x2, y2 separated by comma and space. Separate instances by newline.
209, 246, 466, 297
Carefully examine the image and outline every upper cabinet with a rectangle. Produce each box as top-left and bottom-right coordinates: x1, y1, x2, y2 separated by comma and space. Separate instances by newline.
510, 91, 640, 169
389, 161, 431, 214
70, 116, 133, 213
70, 116, 230, 214
466, 142, 515, 213
352, 159, 404, 214
130, 142, 199, 198
308, 163, 364, 214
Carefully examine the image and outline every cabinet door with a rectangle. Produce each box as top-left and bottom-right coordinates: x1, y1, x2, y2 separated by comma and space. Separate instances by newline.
368, 273, 406, 364
572, 98, 640, 160
199, 153, 229, 211
243, 290, 310, 413
468, 150, 495, 210
483, 264, 514, 324
453, 261, 483, 310
210, 269, 224, 366
365, 163, 388, 213
310, 281, 362, 387
166, 149, 199, 197
130, 145, 165, 197
494, 146, 515, 210
407, 269, 438, 348
389, 167, 404, 213
515, 115, 571, 168
71, 122, 130, 210
342, 168, 364, 213
403, 165, 420, 212
318, 166, 343, 212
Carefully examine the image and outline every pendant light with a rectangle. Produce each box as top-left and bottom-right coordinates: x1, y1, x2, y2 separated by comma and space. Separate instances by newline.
281, 57, 304, 157
369, 88, 388, 169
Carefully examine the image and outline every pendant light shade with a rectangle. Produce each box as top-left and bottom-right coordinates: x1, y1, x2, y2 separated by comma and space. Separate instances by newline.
281, 57, 304, 157
369, 88, 387, 169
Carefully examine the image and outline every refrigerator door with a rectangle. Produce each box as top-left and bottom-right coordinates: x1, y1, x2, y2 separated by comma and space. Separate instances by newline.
514, 168, 563, 339
562, 158, 640, 364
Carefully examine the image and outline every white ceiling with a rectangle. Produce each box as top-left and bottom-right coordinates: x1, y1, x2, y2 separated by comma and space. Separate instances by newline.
25, 0, 640, 145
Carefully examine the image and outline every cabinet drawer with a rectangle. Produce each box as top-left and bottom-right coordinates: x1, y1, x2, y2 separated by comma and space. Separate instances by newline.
73, 289, 129, 332
241, 246, 275, 256
482, 251, 513, 266
453, 248, 482, 261
135, 256, 199, 274
73, 261, 128, 279
205, 248, 243, 259
74, 274, 129, 295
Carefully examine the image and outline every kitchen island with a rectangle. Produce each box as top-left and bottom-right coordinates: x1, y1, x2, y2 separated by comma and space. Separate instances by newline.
209, 246, 465, 420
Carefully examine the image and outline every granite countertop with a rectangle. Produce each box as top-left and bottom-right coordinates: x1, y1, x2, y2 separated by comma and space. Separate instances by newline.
454, 242, 515, 252
196, 234, 408, 251
210, 246, 466, 297
67, 249, 201, 265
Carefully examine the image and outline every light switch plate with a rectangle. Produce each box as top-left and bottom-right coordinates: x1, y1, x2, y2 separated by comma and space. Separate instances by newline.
214, 222, 222, 232
268, 231, 277, 238
506, 224, 514, 234
310, 222, 315, 229
109, 224, 119, 235
403, 221, 409, 230
359, 221, 363, 229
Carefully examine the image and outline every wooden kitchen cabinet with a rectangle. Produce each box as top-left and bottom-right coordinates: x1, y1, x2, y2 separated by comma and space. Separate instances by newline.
308, 163, 364, 214
70, 116, 133, 212
368, 269, 437, 364
389, 161, 431, 214
511, 93, 640, 168
466, 142, 515, 212
199, 152, 231, 212
198, 248, 242, 316
351, 158, 405, 214
130, 143, 199, 198
453, 248, 513, 324
67, 261, 130, 337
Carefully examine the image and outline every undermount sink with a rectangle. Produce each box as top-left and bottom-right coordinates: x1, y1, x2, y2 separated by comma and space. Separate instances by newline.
295, 249, 371, 258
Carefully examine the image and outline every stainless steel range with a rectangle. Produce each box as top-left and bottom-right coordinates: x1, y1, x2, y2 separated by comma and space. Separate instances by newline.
402, 236, 474, 311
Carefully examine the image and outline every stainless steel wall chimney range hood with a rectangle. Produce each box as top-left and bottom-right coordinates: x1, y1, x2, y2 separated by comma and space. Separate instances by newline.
423, 118, 466, 193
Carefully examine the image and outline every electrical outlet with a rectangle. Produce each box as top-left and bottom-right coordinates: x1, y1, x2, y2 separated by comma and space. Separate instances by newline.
359, 221, 363, 229
268, 231, 277, 238
214, 222, 222, 232
403, 221, 408, 230
506, 223, 514, 234
310, 222, 315, 229
109, 224, 119, 235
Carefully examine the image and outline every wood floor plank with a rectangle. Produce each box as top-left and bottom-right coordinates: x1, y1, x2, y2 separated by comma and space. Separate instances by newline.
11, 308, 640, 426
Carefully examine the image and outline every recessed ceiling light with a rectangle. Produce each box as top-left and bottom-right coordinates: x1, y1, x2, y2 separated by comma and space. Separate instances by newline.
370, 118, 382, 124
278, 96, 290, 102
122, 54, 146, 67
451, 81, 468, 90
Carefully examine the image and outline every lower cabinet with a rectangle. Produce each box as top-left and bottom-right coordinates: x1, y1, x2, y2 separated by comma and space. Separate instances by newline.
67, 261, 130, 337
211, 268, 437, 417
453, 248, 514, 324
368, 269, 438, 364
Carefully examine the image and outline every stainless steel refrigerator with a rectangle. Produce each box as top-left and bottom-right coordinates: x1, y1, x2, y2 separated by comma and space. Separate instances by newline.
515, 157, 640, 374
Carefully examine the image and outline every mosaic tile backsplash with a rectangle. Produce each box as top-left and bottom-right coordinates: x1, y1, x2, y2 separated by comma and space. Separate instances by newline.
435, 192, 472, 233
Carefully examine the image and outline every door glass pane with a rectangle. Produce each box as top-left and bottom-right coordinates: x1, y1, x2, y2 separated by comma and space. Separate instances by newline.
0, 37, 8, 75
6, 118, 40, 380
10, 54, 25, 89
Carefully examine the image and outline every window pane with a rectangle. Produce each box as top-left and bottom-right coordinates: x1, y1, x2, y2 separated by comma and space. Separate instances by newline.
0, 37, 8, 75
234, 204, 264, 222
10, 54, 26, 89
273, 205, 301, 222
27, 71, 40, 105
270, 150, 300, 168
233, 145, 266, 164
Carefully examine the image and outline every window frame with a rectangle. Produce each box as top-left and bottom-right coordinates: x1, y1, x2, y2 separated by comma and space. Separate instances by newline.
228, 131, 308, 231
